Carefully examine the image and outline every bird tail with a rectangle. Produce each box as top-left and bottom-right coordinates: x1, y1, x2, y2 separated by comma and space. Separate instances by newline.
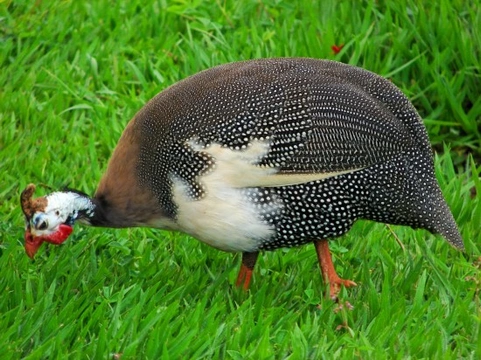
431, 193, 464, 251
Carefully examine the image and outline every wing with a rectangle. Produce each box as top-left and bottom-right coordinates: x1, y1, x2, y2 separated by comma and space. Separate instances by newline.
136, 58, 430, 199
190, 59, 425, 185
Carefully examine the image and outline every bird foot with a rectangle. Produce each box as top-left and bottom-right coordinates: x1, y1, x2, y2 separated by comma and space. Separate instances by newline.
316, 278, 356, 312
329, 278, 357, 301
314, 239, 357, 303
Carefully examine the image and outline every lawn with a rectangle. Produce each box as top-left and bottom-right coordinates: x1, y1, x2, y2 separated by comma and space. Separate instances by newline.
1, 0, 480, 359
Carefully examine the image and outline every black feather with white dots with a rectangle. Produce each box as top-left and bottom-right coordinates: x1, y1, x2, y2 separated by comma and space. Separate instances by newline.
134, 58, 462, 251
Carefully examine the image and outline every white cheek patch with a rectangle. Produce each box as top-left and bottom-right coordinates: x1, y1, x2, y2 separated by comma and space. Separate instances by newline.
30, 211, 64, 237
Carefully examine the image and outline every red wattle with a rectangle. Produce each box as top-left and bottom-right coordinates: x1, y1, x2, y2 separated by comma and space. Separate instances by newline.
24, 229, 33, 243
24, 228, 44, 259
45, 224, 73, 244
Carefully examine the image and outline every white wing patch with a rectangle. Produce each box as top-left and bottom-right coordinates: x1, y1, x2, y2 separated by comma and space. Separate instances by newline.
172, 140, 275, 252
172, 139, 360, 252
189, 139, 362, 188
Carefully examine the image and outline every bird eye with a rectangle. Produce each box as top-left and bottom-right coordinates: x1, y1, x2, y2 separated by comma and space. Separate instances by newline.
37, 220, 48, 230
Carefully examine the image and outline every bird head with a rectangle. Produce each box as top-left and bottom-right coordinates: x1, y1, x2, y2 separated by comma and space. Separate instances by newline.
20, 184, 94, 258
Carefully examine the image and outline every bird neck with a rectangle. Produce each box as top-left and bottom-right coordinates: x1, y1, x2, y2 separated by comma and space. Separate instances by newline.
46, 190, 133, 228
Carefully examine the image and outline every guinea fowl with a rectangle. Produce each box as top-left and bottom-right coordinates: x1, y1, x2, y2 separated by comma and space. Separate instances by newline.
20, 58, 464, 300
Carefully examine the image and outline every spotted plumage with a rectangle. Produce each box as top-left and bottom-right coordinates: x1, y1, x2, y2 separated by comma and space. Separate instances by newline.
20, 58, 463, 300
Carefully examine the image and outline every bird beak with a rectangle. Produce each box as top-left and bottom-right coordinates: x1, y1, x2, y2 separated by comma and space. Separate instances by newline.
24, 228, 44, 259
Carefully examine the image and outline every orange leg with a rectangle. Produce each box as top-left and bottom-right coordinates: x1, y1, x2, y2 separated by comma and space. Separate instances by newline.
314, 239, 357, 300
235, 252, 259, 290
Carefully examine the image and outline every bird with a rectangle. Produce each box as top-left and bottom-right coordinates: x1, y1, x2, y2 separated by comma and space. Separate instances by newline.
20, 58, 464, 300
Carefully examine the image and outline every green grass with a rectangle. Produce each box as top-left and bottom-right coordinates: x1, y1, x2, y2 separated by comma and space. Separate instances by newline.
1, 0, 480, 358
